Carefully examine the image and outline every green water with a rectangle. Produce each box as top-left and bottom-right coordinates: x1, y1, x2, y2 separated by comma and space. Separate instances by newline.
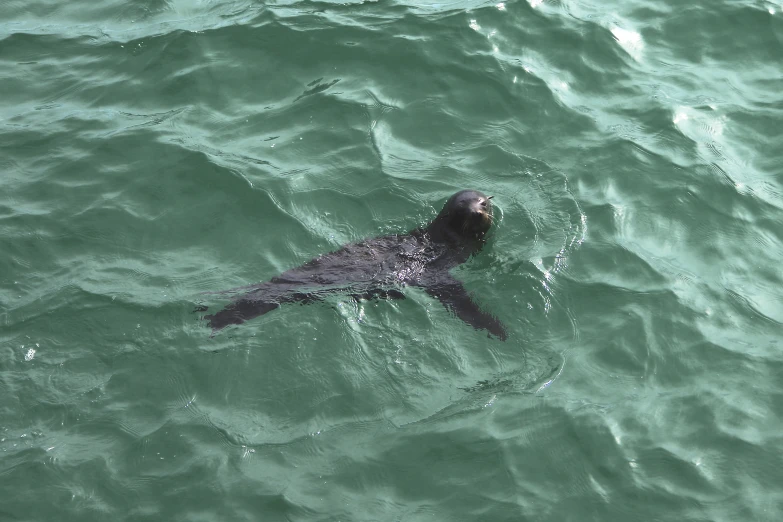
2, 0, 783, 520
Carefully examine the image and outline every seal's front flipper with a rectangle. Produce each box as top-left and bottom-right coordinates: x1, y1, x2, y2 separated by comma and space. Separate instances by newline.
423, 281, 508, 341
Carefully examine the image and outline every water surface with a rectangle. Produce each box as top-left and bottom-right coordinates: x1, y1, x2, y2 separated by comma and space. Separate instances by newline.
2, 0, 783, 520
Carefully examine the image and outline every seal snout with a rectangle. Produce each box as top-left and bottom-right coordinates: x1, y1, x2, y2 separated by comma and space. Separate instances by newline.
471, 197, 492, 220
464, 194, 494, 235
473, 207, 492, 229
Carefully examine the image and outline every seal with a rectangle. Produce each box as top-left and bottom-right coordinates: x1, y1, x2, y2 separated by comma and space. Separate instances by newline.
203, 190, 507, 340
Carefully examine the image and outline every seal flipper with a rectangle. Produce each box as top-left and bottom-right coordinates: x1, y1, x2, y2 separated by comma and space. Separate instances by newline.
205, 299, 280, 335
422, 278, 508, 341
206, 290, 325, 335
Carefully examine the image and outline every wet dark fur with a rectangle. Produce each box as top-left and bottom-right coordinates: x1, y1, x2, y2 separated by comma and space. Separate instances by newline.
203, 190, 507, 340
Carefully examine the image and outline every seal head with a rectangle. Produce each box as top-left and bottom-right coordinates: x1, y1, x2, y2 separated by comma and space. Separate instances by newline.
428, 189, 494, 242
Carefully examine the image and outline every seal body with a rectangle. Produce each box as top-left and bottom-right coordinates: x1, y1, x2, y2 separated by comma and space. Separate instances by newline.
204, 190, 507, 340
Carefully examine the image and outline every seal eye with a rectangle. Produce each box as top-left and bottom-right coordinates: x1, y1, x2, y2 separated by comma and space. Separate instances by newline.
479, 199, 487, 208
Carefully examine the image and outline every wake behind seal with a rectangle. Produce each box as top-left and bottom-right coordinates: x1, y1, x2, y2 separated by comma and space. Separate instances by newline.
202, 190, 508, 340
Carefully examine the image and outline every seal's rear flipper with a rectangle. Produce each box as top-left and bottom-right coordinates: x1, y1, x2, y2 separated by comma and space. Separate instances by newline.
205, 299, 280, 336
423, 281, 508, 341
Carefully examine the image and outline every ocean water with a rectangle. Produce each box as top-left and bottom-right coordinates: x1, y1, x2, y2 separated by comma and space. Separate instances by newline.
2, 0, 783, 520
